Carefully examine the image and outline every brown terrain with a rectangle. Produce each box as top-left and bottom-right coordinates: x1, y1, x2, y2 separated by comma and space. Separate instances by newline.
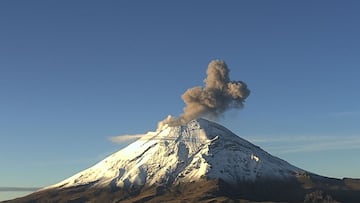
5, 173, 360, 203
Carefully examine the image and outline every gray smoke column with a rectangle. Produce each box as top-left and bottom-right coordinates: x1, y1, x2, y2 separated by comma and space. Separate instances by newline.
158, 60, 250, 129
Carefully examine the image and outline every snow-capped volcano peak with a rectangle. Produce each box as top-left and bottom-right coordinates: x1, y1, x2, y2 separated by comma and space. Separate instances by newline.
46, 118, 303, 191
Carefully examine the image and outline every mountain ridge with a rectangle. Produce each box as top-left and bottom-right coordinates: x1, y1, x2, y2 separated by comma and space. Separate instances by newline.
5, 118, 360, 203
43, 118, 304, 190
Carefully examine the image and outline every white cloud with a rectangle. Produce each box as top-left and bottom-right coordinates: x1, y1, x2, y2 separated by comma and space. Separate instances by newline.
246, 134, 360, 155
330, 110, 360, 117
108, 134, 144, 144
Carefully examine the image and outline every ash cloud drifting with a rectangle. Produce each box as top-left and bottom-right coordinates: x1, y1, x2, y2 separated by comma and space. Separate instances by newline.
158, 60, 250, 129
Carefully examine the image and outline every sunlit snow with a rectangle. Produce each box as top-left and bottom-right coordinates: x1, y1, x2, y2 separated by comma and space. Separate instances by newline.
43, 118, 304, 190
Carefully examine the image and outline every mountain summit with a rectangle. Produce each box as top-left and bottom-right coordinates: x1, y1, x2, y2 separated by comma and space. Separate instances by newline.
7, 119, 360, 203
46, 118, 303, 190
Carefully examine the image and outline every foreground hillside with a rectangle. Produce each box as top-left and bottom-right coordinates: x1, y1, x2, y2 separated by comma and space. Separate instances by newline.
6, 177, 360, 203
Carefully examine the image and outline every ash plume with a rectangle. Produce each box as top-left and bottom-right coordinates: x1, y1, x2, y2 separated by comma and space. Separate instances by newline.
158, 60, 250, 129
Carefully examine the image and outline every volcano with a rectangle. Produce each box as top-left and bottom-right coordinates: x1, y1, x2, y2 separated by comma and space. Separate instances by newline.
6, 119, 360, 203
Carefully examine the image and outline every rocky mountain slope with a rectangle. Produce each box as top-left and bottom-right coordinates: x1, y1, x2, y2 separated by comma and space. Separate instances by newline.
5, 119, 360, 203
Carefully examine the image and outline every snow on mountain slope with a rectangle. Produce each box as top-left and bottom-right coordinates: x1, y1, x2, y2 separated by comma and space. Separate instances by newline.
45, 118, 304, 190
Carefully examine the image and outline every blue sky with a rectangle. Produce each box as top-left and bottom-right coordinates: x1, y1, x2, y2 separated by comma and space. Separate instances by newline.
1, 1, 360, 201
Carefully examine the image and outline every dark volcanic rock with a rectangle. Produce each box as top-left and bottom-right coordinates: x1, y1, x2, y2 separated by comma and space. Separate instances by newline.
6, 177, 360, 203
